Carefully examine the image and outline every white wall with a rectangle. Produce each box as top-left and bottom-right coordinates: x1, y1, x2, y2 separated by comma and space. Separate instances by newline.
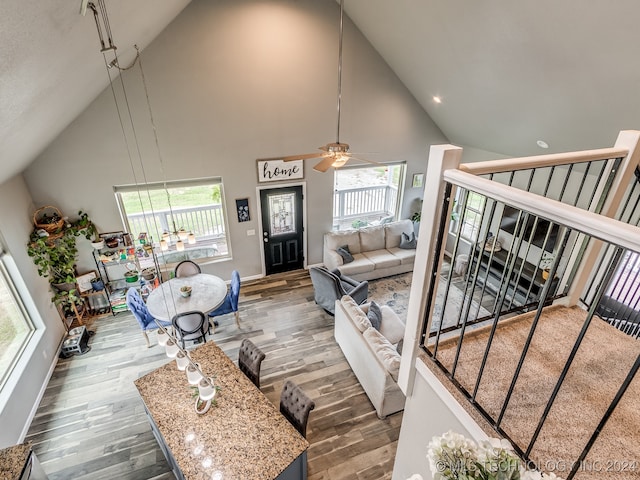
23, 0, 447, 279
392, 360, 488, 480
0, 174, 66, 448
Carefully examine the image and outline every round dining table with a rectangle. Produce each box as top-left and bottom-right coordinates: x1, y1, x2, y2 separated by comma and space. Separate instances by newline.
146, 273, 227, 322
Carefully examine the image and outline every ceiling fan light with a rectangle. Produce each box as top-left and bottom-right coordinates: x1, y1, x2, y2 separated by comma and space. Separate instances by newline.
332, 155, 349, 168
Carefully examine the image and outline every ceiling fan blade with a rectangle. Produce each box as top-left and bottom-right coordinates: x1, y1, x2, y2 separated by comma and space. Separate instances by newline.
348, 155, 384, 166
257, 152, 323, 162
313, 156, 337, 172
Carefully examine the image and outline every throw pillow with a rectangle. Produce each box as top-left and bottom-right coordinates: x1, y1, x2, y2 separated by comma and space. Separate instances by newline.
399, 231, 417, 249
336, 245, 354, 263
367, 300, 382, 330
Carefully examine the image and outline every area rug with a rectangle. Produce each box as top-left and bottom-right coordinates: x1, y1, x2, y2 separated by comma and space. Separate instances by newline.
368, 272, 490, 330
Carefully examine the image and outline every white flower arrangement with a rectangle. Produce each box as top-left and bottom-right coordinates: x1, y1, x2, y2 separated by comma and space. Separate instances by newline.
404, 431, 565, 480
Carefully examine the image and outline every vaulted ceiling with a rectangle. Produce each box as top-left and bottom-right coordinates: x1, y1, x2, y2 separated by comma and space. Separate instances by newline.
3, 0, 640, 185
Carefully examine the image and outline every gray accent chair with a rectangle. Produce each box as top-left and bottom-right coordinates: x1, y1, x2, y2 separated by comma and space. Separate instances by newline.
309, 266, 368, 315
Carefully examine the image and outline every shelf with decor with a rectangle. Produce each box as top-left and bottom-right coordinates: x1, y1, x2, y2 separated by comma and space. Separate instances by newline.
92, 232, 160, 314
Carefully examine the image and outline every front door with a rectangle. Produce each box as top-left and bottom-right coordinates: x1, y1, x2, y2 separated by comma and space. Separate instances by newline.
260, 185, 304, 275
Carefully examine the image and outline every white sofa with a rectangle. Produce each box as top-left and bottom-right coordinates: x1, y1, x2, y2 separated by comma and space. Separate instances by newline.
334, 295, 406, 419
323, 219, 416, 281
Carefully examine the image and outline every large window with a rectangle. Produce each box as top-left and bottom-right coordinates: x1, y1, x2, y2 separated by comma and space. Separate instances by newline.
114, 178, 231, 265
451, 190, 486, 242
0, 249, 35, 389
333, 163, 405, 230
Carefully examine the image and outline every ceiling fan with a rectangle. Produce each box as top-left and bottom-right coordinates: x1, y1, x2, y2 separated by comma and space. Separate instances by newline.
257, 0, 378, 173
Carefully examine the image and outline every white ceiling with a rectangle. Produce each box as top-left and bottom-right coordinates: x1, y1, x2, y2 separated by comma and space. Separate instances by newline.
3, 0, 640, 185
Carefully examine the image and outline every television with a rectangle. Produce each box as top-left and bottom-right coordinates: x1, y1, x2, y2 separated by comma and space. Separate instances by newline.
499, 206, 558, 253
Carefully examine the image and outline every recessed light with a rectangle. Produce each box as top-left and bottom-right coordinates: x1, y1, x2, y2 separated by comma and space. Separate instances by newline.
433, 96, 442, 104
537, 140, 549, 149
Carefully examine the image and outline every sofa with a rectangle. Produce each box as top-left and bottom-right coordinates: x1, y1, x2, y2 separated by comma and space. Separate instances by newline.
334, 295, 406, 419
323, 219, 416, 281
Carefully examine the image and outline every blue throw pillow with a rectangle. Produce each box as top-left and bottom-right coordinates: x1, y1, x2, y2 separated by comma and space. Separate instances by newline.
367, 301, 382, 330
336, 245, 354, 263
399, 231, 417, 249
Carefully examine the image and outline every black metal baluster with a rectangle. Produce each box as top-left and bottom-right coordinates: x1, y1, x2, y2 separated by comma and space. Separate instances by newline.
525, 247, 623, 456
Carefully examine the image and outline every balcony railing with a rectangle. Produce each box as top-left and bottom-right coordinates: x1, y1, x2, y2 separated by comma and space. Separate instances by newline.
407, 132, 640, 480
333, 185, 398, 229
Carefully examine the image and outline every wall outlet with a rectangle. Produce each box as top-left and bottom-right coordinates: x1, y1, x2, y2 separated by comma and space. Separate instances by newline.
247, 229, 255, 236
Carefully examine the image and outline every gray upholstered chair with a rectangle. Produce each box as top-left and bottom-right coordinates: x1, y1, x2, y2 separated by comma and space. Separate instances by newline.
238, 338, 266, 388
309, 266, 368, 315
280, 379, 315, 438
174, 260, 201, 278
171, 311, 208, 348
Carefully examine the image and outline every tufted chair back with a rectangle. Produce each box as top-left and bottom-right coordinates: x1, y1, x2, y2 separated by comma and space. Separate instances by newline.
126, 287, 154, 330
238, 338, 266, 388
279, 379, 315, 438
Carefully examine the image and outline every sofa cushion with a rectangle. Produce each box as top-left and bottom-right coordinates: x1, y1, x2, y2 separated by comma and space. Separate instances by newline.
388, 247, 417, 266
363, 327, 402, 381
379, 305, 406, 344
338, 253, 375, 276
336, 245, 354, 263
325, 230, 361, 254
362, 250, 401, 269
385, 220, 414, 249
367, 301, 382, 330
340, 295, 371, 332
359, 225, 386, 251
399, 231, 417, 249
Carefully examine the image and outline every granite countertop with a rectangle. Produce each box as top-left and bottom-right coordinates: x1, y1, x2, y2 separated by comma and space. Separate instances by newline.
135, 341, 309, 480
0, 443, 31, 480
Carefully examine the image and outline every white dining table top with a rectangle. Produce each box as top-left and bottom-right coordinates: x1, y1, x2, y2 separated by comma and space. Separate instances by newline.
146, 274, 227, 321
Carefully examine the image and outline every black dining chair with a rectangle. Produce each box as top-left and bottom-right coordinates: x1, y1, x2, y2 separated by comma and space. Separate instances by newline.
172, 311, 208, 348
280, 379, 315, 438
238, 338, 266, 388
174, 260, 201, 278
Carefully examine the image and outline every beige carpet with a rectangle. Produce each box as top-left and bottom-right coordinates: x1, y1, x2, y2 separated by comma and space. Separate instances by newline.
432, 305, 640, 480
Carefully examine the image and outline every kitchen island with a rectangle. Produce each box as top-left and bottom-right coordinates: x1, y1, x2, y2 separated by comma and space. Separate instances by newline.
134, 341, 309, 480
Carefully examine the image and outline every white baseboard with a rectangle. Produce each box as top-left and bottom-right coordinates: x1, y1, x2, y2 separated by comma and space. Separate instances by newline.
18, 336, 64, 442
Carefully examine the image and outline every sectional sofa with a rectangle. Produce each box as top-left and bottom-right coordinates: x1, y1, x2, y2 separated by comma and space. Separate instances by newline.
323, 219, 416, 281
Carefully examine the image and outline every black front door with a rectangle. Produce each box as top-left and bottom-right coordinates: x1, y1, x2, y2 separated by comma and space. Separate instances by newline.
260, 185, 304, 275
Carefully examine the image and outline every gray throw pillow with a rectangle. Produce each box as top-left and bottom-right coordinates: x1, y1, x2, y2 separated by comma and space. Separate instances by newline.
336, 245, 354, 263
367, 301, 382, 330
399, 231, 417, 249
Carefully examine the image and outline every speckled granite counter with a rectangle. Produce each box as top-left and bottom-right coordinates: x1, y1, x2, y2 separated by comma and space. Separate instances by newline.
135, 341, 309, 480
0, 443, 31, 480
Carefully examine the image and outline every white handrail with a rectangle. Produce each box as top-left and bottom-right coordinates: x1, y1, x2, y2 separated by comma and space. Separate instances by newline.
459, 147, 628, 175
444, 169, 640, 253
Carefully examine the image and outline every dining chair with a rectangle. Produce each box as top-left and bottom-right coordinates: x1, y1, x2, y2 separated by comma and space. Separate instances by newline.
208, 270, 241, 331
125, 287, 172, 348
172, 310, 208, 348
279, 379, 315, 438
238, 338, 266, 388
174, 260, 201, 278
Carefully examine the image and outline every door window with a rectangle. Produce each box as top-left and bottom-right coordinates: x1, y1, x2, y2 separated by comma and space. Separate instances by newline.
268, 192, 296, 237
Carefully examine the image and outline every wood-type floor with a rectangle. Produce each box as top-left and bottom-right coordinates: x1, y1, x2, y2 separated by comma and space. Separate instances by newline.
26, 269, 402, 480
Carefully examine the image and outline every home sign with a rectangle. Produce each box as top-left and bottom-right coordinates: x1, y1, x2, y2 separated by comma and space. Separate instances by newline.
257, 159, 304, 183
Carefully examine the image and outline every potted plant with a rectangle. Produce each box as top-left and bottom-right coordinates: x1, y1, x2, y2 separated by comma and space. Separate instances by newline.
27, 210, 97, 306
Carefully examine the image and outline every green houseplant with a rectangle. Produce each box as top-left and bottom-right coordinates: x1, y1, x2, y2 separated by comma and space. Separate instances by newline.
27, 210, 97, 306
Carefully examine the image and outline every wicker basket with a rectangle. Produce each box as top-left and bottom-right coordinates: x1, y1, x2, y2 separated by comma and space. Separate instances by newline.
34, 206, 64, 233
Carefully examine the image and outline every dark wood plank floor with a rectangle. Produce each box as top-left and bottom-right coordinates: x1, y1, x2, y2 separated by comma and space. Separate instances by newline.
26, 269, 402, 479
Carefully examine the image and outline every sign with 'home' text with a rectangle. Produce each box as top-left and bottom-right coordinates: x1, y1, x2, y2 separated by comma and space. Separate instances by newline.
257, 159, 304, 183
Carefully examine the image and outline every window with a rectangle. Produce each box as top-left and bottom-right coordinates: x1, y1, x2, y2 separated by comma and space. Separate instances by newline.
114, 178, 231, 265
452, 190, 486, 242
0, 249, 35, 389
333, 163, 405, 230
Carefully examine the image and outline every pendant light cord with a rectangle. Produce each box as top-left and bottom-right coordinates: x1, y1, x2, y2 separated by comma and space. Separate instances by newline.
336, 0, 344, 145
